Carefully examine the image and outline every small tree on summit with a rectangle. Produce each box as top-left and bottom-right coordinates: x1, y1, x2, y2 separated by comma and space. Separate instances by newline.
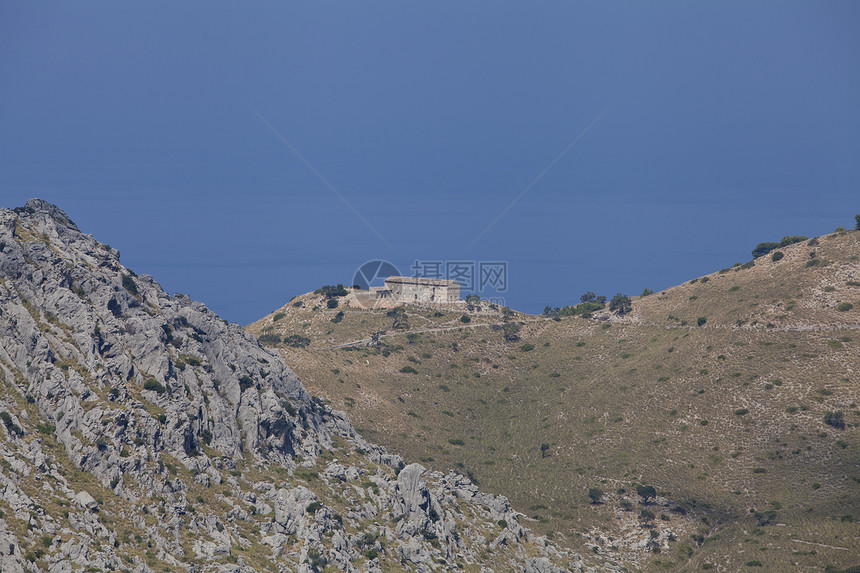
855, 214, 860, 230
580, 292, 607, 305
609, 293, 632, 315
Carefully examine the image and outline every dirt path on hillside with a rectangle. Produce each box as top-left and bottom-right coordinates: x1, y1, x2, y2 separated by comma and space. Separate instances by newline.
326, 317, 549, 349
325, 314, 860, 350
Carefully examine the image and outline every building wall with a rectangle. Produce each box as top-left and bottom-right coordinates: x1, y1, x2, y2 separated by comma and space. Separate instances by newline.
444, 284, 459, 302
386, 281, 460, 304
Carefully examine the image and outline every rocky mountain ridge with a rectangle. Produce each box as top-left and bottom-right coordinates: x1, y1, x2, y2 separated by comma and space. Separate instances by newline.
0, 199, 582, 572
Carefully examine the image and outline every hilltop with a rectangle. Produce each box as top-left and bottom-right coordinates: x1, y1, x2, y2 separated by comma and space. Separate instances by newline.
249, 225, 860, 571
0, 199, 583, 572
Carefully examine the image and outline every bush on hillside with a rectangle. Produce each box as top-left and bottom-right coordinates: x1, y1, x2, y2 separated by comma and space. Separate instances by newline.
752, 242, 780, 258
316, 284, 348, 299
502, 322, 521, 342
0, 412, 23, 436
283, 334, 311, 348
609, 293, 632, 315
121, 273, 138, 296
588, 487, 604, 504
143, 378, 166, 394
824, 411, 845, 429
258, 333, 282, 346
636, 484, 657, 503
771, 251, 784, 262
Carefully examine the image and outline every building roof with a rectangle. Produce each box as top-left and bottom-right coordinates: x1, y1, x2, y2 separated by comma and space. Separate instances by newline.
384, 276, 459, 287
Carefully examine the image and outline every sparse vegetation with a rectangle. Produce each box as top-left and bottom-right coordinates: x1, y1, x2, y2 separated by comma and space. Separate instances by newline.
608, 293, 632, 315
243, 225, 860, 572
824, 411, 845, 430
121, 273, 138, 296
283, 335, 311, 348
143, 378, 166, 394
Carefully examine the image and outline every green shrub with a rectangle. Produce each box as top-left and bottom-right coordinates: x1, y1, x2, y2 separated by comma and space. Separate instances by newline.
121, 273, 138, 296
326, 298, 339, 309
400, 366, 418, 374
636, 484, 656, 502
460, 314, 471, 323
520, 343, 535, 352
639, 508, 655, 521
331, 311, 344, 324
502, 323, 521, 342
771, 251, 784, 262
258, 333, 281, 346
0, 412, 22, 436
752, 242, 780, 258
143, 378, 166, 394
272, 312, 285, 322
238, 375, 254, 391
316, 284, 348, 298
609, 293, 632, 315
448, 438, 465, 446
837, 302, 854, 312
306, 501, 323, 514
734, 408, 749, 416
181, 354, 201, 367
697, 317, 707, 327
824, 411, 845, 429
588, 487, 604, 504
641, 288, 654, 296
283, 335, 311, 348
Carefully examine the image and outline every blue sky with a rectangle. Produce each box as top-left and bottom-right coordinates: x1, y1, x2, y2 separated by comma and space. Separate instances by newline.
2, 2, 859, 323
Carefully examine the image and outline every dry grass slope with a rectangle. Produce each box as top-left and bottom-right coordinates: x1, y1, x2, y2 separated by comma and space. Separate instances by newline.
248, 228, 860, 572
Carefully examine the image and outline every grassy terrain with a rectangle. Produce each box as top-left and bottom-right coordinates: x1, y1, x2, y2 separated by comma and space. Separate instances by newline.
248, 228, 860, 571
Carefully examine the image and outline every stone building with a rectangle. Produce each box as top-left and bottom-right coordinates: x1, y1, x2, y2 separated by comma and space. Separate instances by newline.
383, 276, 460, 304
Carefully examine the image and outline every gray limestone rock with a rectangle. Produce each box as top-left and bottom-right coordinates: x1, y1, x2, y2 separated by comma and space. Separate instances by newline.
0, 200, 585, 572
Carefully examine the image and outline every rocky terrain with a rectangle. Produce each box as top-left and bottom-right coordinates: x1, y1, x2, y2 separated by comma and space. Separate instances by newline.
0, 199, 584, 572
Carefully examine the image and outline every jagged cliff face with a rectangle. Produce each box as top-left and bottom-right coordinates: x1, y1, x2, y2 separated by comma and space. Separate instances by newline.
0, 200, 581, 573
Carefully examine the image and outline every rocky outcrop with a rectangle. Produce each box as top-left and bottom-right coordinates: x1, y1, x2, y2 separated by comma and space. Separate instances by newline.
0, 199, 584, 571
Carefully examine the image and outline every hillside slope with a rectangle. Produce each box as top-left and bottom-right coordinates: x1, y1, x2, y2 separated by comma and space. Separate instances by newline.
250, 228, 860, 572
0, 199, 583, 573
